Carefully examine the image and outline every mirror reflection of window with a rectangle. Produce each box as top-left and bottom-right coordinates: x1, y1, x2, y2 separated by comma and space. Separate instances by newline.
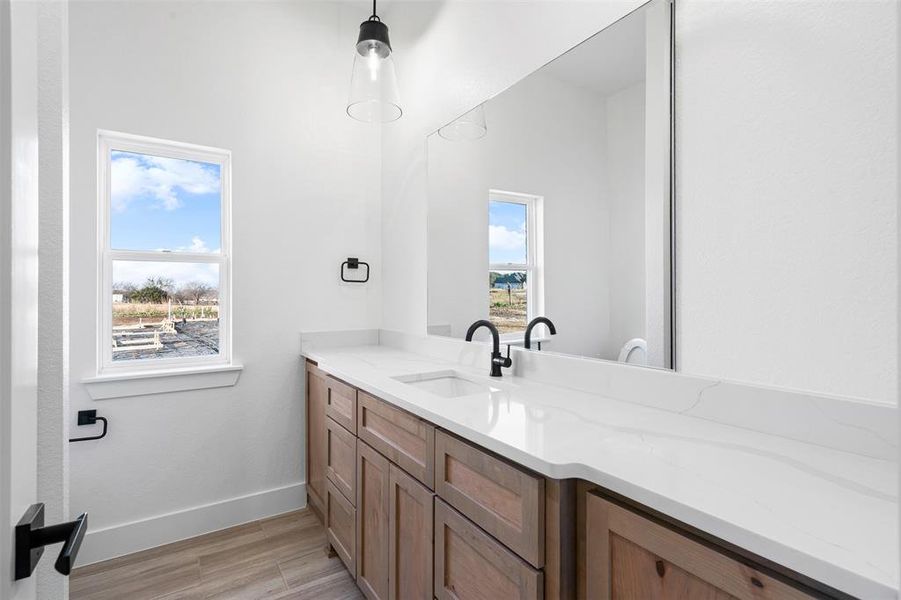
488, 191, 542, 336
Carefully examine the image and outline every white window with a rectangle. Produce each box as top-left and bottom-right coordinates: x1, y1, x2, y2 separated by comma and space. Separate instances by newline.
488, 190, 543, 336
97, 131, 232, 374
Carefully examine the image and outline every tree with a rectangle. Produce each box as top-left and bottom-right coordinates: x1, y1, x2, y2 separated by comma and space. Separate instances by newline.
131, 276, 175, 304
170, 287, 190, 304
490, 272, 526, 287
178, 281, 215, 305
113, 281, 138, 302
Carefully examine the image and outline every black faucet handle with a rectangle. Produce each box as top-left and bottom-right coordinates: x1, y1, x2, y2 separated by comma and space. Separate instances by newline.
494, 345, 512, 369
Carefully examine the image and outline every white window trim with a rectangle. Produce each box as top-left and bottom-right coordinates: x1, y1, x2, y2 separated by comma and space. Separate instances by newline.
82, 364, 243, 400
488, 189, 544, 340
96, 130, 234, 377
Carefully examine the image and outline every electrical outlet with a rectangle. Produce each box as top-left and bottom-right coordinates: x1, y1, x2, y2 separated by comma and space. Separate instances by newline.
76, 410, 97, 426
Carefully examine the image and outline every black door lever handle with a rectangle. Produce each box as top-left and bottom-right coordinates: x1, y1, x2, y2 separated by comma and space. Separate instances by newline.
15, 503, 88, 579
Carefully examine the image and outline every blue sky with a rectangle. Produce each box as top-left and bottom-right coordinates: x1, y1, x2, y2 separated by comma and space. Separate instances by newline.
110, 150, 221, 252
489, 200, 527, 264
110, 151, 222, 288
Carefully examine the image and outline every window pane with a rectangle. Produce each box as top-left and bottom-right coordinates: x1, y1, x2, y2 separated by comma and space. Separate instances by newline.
112, 261, 220, 362
489, 270, 527, 333
110, 150, 222, 253
489, 200, 527, 265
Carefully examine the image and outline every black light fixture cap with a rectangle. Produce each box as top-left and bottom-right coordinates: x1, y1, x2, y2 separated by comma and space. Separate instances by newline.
356, 18, 391, 57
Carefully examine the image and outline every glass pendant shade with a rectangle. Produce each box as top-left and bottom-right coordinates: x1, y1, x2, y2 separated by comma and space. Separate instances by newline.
347, 19, 402, 123
438, 104, 487, 141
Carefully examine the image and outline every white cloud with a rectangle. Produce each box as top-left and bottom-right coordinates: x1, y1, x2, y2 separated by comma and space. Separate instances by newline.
155, 236, 217, 254
489, 224, 526, 252
113, 261, 219, 288
182, 236, 210, 253
111, 153, 220, 212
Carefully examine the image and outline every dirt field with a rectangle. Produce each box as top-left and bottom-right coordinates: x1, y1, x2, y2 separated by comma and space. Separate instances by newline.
112, 320, 219, 361
111, 302, 220, 361
489, 288, 527, 333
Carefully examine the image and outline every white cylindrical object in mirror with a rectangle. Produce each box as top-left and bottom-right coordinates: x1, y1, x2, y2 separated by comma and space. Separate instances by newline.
438, 104, 487, 141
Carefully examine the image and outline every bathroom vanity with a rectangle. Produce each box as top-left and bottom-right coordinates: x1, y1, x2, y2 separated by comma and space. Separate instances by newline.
301, 332, 896, 600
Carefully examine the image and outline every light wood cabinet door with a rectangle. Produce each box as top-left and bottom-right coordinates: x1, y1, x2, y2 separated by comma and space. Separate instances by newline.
326, 479, 356, 577
327, 375, 358, 434
435, 499, 543, 600
357, 441, 390, 600
585, 492, 816, 600
358, 391, 435, 488
435, 430, 545, 568
306, 362, 328, 517
326, 417, 356, 503
389, 464, 434, 600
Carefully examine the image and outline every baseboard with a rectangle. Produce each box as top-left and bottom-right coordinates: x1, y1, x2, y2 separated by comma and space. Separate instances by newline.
77, 482, 307, 566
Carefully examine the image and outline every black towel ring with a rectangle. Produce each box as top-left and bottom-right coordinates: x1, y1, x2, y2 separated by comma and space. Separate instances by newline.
341, 257, 370, 283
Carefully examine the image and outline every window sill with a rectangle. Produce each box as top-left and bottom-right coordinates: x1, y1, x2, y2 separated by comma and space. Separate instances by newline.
82, 364, 243, 400
502, 335, 551, 347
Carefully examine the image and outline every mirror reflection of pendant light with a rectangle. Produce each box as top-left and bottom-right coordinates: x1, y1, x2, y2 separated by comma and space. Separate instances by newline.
438, 104, 488, 141
347, 0, 402, 123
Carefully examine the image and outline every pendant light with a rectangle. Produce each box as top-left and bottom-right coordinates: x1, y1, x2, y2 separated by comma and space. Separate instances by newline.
438, 104, 488, 141
347, 0, 402, 123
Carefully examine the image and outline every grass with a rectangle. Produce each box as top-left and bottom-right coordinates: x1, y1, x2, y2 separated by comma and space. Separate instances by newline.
489, 288, 527, 333
113, 302, 219, 326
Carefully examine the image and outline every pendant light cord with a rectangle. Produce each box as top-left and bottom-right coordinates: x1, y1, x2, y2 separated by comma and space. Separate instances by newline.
370, 0, 380, 21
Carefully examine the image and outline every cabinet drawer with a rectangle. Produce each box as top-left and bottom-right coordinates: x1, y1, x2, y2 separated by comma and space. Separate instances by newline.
327, 375, 358, 434
326, 480, 356, 577
435, 499, 543, 600
358, 392, 435, 489
326, 417, 356, 503
585, 492, 817, 600
435, 430, 545, 567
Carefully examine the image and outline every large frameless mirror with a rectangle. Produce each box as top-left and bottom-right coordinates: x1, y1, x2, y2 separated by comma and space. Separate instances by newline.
426, 0, 674, 369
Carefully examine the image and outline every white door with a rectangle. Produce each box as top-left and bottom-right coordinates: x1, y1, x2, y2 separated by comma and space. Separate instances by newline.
2, 0, 40, 598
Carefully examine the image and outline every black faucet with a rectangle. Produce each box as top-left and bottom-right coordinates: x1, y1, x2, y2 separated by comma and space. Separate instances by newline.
465, 320, 511, 377
524, 316, 556, 350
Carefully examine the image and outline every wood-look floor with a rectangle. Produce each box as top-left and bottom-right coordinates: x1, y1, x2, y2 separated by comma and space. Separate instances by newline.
70, 509, 363, 600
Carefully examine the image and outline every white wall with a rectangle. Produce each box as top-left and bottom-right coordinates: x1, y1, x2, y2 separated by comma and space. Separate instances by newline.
426, 124, 491, 339
68, 0, 382, 562
676, 0, 898, 403
606, 82, 647, 361
383, 0, 898, 404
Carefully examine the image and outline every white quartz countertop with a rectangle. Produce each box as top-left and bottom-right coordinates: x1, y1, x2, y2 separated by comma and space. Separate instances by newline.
302, 344, 897, 599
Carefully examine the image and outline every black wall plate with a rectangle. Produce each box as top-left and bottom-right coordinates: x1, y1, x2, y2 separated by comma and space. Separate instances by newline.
15, 503, 45, 580
77, 410, 97, 426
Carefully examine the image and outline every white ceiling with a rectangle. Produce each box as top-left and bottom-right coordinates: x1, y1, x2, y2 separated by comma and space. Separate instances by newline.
542, 7, 646, 97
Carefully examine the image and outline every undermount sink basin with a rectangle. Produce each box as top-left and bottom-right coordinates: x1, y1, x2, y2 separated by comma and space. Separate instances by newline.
392, 370, 498, 398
